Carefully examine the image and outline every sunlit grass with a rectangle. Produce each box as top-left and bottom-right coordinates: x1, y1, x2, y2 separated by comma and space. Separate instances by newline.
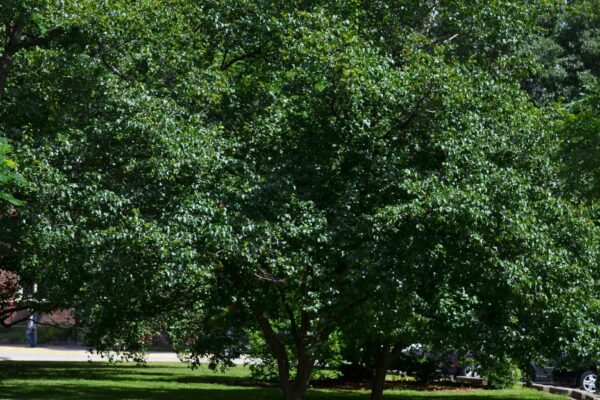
0, 361, 566, 399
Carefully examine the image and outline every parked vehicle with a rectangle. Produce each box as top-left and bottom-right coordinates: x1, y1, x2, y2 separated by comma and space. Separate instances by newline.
435, 352, 464, 378
531, 360, 597, 394
463, 364, 482, 378
393, 347, 468, 382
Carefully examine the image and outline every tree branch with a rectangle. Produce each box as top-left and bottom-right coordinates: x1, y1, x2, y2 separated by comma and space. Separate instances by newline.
382, 81, 435, 142
254, 265, 285, 283
426, 33, 460, 49
94, 38, 132, 82
14, 27, 66, 52
220, 48, 263, 71
0, 306, 30, 328
277, 284, 304, 354
0, 23, 67, 99
318, 293, 371, 341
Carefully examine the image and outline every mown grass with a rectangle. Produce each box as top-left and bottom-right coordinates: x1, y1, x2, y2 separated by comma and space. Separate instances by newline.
0, 361, 566, 400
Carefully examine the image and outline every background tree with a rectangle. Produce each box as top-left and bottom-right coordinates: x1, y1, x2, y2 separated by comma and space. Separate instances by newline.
522, 0, 600, 104
0, 137, 24, 327
555, 84, 600, 373
0, 0, 72, 325
522, 2, 600, 372
560, 84, 600, 201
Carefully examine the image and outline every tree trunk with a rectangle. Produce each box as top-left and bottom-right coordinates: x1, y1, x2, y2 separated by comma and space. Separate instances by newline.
281, 388, 307, 400
280, 380, 309, 400
291, 355, 314, 400
370, 341, 392, 400
276, 350, 314, 400
249, 302, 314, 400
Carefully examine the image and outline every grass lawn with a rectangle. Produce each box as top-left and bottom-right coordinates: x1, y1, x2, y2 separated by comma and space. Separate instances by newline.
0, 361, 566, 400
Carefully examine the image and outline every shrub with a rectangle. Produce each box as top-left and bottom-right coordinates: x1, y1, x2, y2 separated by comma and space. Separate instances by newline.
482, 357, 522, 389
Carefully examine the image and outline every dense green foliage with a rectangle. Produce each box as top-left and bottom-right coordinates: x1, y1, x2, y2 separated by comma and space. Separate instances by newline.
0, 2, 599, 400
0, 138, 21, 205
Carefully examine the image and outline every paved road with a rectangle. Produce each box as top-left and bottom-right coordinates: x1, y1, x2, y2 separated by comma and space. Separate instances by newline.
0, 345, 251, 364
0, 345, 183, 362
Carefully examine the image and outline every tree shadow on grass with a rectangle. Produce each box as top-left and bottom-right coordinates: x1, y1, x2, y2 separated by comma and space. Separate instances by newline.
0, 362, 253, 386
0, 385, 278, 400
0, 385, 557, 400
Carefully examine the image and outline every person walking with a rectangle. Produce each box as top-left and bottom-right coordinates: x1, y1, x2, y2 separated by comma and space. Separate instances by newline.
25, 314, 37, 347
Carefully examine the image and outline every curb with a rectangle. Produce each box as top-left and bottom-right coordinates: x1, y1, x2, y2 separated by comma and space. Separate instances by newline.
456, 376, 487, 386
532, 383, 599, 400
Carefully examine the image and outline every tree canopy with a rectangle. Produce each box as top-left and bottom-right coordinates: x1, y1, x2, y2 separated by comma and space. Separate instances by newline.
1, 2, 599, 400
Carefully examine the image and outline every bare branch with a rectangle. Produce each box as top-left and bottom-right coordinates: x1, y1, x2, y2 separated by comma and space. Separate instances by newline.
429, 33, 459, 47
253, 265, 285, 283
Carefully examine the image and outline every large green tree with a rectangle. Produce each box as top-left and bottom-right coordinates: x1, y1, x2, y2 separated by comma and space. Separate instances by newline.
1, 2, 599, 400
